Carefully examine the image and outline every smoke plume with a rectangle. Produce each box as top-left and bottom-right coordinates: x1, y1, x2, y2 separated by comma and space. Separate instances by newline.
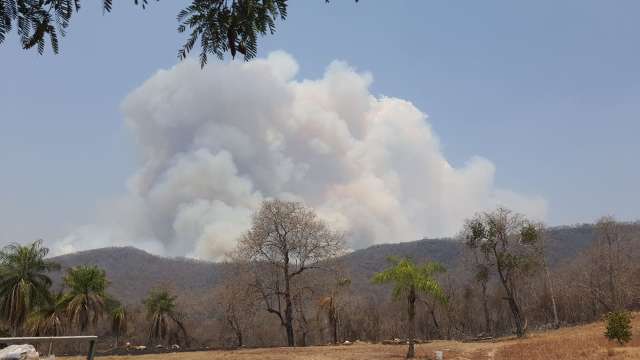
56, 52, 546, 260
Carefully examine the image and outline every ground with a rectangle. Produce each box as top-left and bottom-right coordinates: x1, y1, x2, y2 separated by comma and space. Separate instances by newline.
63, 314, 639, 360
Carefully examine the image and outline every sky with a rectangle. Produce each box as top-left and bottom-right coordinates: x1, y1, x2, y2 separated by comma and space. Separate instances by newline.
1, 1, 639, 258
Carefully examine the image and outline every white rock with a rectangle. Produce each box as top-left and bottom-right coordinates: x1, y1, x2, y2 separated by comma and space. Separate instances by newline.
0, 344, 39, 360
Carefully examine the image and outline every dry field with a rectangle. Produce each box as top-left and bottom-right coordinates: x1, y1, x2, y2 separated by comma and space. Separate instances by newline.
62, 314, 639, 360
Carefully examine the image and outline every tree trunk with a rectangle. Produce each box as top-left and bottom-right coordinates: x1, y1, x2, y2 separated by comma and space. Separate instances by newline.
481, 281, 491, 334
283, 259, 295, 347
429, 307, 440, 338
606, 235, 619, 310
506, 295, 526, 337
331, 312, 338, 345
406, 286, 416, 359
543, 264, 560, 329
495, 248, 526, 337
236, 328, 243, 347
300, 330, 307, 347
540, 234, 560, 329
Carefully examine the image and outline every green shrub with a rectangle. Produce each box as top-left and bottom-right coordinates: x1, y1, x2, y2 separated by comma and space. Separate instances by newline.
604, 310, 633, 345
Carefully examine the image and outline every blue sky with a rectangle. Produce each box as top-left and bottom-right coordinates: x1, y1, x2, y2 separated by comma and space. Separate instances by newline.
1, 1, 639, 247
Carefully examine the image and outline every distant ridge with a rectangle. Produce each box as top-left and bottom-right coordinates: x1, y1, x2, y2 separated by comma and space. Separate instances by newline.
50, 246, 227, 305
47, 224, 600, 305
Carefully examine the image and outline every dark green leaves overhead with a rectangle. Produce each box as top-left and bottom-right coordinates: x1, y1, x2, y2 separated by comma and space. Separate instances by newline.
177, 0, 287, 67
1, 0, 356, 65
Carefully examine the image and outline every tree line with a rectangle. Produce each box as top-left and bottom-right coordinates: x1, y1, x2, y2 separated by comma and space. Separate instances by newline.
1, 200, 638, 358
0, 240, 187, 349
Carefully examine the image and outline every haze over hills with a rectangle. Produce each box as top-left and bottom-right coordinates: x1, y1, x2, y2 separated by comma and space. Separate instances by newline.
48, 223, 601, 305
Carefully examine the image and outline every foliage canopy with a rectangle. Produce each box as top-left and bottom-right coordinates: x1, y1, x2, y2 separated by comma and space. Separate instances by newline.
0, 0, 357, 66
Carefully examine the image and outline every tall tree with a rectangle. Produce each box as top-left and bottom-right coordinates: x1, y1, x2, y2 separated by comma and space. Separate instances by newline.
62, 265, 109, 333
463, 208, 541, 338
372, 257, 447, 359
237, 199, 344, 347
536, 224, 559, 329
0, 1, 357, 65
144, 288, 188, 346
0, 240, 59, 335
464, 242, 493, 335
595, 217, 624, 310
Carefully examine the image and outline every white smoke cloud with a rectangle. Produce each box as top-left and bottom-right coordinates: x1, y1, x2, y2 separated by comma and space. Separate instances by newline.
56, 51, 546, 260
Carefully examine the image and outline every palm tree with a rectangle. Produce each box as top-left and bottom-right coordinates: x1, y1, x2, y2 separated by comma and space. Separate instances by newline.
143, 289, 188, 346
26, 292, 67, 337
62, 265, 108, 333
26, 292, 67, 356
0, 240, 59, 335
372, 257, 447, 359
110, 304, 127, 348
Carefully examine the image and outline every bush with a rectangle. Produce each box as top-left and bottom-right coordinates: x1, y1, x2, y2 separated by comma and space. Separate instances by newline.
604, 310, 633, 345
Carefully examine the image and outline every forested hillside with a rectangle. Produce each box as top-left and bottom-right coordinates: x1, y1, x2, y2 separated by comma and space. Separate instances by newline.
49, 223, 601, 306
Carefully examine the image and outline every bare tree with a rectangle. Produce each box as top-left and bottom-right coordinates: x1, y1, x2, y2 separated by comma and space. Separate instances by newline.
214, 269, 257, 348
537, 225, 560, 329
236, 199, 345, 347
463, 208, 541, 337
318, 276, 351, 345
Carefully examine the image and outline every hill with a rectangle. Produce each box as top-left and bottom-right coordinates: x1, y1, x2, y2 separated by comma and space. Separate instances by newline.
50, 246, 229, 305
48, 223, 601, 305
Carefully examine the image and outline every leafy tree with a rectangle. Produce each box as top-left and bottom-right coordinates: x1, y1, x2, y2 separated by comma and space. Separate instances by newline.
0, 0, 357, 66
463, 208, 541, 338
237, 199, 344, 347
62, 265, 109, 332
143, 288, 188, 346
0, 240, 59, 335
372, 257, 447, 359
604, 310, 632, 345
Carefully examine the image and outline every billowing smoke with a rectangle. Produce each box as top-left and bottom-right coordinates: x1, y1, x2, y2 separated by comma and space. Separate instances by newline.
56, 51, 546, 260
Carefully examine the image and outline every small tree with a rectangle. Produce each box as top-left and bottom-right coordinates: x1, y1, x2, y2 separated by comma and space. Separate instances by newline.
318, 276, 351, 345
110, 304, 128, 348
372, 257, 447, 359
0, 240, 60, 335
604, 310, 632, 345
215, 271, 257, 348
62, 265, 109, 333
26, 292, 67, 337
144, 288, 188, 346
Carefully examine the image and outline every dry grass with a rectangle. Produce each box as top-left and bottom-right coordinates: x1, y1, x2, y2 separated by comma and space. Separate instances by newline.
495, 313, 640, 360
61, 314, 639, 360
63, 342, 491, 360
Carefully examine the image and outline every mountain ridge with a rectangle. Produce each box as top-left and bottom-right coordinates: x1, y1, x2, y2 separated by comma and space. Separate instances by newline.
48, 223, 600, 305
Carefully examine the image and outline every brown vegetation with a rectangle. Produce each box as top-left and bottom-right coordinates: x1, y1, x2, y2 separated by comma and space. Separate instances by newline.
6, 205, 638, 357
58, 313, 639, 359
